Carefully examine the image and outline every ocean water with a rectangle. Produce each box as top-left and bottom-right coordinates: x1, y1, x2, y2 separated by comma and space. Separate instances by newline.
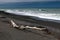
0, 8, 60, 20
0, 1, 60, 21
0, 1, 60, 8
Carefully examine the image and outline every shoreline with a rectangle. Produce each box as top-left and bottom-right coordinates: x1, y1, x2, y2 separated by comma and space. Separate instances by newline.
0, 19, 58, 40
0, 11, 60, 39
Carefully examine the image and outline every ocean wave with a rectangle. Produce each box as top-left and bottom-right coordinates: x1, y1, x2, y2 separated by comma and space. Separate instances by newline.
0, 9, 60, 20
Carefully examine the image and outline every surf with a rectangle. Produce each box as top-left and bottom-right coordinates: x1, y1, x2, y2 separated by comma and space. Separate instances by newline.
0, 8, 60, 21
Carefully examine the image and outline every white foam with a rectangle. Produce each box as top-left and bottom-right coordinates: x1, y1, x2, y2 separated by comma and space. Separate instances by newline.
3, 9, 60, 20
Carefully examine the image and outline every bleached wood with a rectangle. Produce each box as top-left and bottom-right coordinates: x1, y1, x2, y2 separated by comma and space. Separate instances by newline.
10, 20, 19, 27
25, 26, 46, 30
10, 20, 46, 31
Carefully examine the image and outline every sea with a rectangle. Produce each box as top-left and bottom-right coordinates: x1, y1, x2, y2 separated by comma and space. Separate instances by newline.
0, 8, 60, 21
0, 1, 60, 21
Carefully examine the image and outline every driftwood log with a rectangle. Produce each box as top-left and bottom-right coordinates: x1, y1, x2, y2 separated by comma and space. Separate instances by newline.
10, 20, 46, 31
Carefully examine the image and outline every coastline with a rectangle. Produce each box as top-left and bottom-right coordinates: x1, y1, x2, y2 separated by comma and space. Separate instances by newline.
0, 11, 60, 40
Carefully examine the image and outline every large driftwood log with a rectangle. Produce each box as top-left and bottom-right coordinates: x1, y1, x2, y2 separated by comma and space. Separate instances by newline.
10, 20, 46, 31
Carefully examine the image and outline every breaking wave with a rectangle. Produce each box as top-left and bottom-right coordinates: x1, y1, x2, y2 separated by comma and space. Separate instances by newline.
0, 9, 60, 20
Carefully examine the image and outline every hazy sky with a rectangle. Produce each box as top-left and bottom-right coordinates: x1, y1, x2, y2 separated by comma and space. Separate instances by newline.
0, 0, 59, 3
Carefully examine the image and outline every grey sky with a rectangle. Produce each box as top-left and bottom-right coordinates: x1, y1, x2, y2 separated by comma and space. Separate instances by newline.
0, 0, 59, 2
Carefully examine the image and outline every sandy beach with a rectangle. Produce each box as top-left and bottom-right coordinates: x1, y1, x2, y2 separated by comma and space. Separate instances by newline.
0, 18, 58, 40
0, 11, 60, 40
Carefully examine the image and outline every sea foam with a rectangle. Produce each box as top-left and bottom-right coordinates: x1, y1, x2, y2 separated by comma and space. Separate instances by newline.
1, 9, 60, 20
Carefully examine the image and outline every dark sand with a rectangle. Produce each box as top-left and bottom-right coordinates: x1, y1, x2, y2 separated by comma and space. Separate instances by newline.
0, 11, 60, 40
0, 16, 59, 40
